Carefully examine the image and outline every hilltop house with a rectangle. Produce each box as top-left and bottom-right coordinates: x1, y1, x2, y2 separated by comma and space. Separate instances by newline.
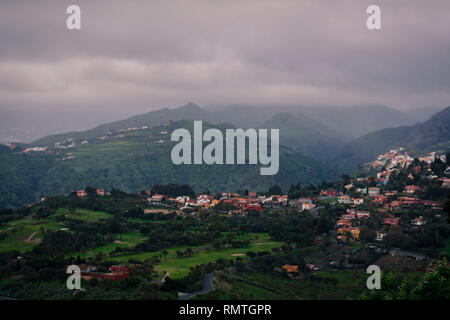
148, 194, 164, 203
405, 185, 422, 194
338, 195, 351, 204
383, 216, 400, 227
356, 211, 370, 219
411, 216, 426, 226
301, 202, 316, 211
76, 190, 87, 197
320, 190, 338, 197
375, 232, 386, 241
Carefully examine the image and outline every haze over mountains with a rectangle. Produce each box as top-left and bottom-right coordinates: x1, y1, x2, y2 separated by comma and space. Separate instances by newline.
29, 102, 447, 163
23, 102, 450, 164
0, 103, 436, 144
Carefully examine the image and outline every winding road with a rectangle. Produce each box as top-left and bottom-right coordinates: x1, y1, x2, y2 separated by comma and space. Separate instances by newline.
178, 273, 215, 300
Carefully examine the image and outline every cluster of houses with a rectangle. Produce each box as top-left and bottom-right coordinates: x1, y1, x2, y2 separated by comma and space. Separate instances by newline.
332, 149, 449, 244
145, 191, 319, 214
22, 146, 48, 153
335, 209, 371, 241
369, 148, 443, 170
332, 181, 443, 243
75, 189, 106, 197
14, 122, 171, 160
367, 148, 448, 183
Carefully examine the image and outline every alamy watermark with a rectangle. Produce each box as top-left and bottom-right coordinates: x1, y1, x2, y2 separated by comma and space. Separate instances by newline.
66, 4, 381, 31
366, 265, 381, 290
170, 121, 279, 176
66, 265, 81, 290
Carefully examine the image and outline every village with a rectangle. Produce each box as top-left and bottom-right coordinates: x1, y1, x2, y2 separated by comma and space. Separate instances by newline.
64, 147, 449, 278
1, 146, 449, 300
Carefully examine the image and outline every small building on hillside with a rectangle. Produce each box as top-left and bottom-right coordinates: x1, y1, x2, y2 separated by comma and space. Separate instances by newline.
282, 265, 299, 273
76, 190, 87, 197
404, 185, 422, 194
368, 187, 380, 197
383, 217, 400, 227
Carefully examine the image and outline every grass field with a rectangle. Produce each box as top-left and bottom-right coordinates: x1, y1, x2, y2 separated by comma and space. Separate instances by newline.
70, 232, 148, 259
0, 208, 113, 252
111, 233, 283, 279
0, 209, 286, 280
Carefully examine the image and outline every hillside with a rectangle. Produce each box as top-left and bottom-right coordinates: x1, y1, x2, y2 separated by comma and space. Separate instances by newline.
209, 104, 418, 139
0, 121, 336, 208
261, 112, 345, 161
298, 104, 418, 139
334, 106, 450, 173
32, 103, 213, 146
32, 103, 419, 160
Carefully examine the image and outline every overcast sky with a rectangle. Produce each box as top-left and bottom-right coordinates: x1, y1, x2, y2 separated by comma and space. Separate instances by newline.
1, 0, 450, 139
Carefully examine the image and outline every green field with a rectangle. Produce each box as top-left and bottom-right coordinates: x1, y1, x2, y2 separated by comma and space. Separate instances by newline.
0, 211, 284, 280
111, 233, 283, 279
0, 208, 113, 252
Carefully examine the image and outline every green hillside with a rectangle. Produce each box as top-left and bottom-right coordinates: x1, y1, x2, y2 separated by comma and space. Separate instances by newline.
334, 106, 450, 173
0, 120, 336, 208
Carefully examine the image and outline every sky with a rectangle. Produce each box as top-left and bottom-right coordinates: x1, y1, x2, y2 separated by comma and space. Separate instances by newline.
0, 0, 450, 141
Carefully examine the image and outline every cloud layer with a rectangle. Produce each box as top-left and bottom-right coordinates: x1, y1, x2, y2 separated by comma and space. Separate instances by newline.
1, 0, 449, 117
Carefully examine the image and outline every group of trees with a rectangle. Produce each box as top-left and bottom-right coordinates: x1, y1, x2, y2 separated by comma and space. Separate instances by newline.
362, 259, 450, 300
150, 184, 196, 197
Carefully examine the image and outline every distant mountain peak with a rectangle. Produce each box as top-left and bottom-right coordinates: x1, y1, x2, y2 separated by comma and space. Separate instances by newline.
429, 105, 450, 121
178, 102, 202, 111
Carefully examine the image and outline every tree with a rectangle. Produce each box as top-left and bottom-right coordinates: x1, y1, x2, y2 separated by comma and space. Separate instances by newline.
411, 259, 450, 299
359, 225, 376, 242
362, 259, 450, 300
162, 250, 168, 262
430, 158, 446, 176
444, 196, 450, 225
185, 247, 194, 257
342, 174, 351, 185
85, 186, 97, 196
268, 185, 282, 195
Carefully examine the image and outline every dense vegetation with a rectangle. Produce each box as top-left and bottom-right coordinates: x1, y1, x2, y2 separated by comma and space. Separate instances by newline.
0, 120, 336, 208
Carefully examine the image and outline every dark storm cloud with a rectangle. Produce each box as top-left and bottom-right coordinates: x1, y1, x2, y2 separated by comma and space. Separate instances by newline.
0, 0, 449, 115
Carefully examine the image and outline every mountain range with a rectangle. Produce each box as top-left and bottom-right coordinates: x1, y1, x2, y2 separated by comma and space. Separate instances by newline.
32, 102, 426, 161
27, 103, 420, 143
1, 103, 449, 208
2, 103, 425, 144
